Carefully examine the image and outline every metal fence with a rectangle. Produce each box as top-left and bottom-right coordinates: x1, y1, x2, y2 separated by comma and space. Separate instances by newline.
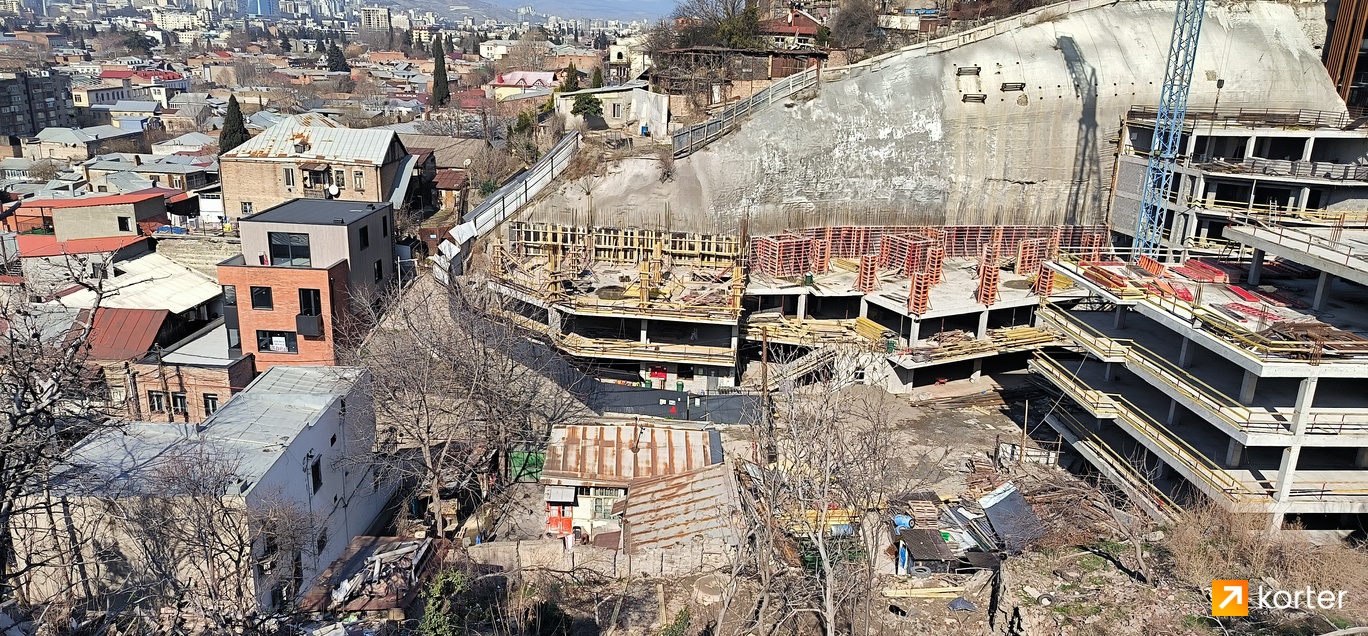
671, 67, 820, 158
433, 131, 584, 283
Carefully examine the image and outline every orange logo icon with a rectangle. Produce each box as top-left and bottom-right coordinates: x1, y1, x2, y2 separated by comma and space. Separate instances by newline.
1213, 580, 1249, 616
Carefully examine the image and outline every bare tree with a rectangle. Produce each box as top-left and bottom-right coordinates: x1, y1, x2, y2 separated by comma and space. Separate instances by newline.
340, 276, 592, 538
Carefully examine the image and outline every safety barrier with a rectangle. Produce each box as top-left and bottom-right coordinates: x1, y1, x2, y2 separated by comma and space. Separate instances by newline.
670, 67, 819, 158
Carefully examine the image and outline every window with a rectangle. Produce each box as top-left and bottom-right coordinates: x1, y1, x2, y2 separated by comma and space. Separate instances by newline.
310, 456, 323, 493
89, 263, 107, 280
612, 102, 622, 118
381, 214, 389, 237
117, 216, 131, 232
316, 530, 328, 554
223, 284, 237, 306
359, 226, 370, 250
299, 288, 322, 316
257, 330, 298, 353
250, 286, 273, 310
283, 167, 295, 186
353, 170, 364, 190
267, 232, 311, 267
147, 391, 166, 413
334, 169, 345, 188
241, 201, 253, 215
171, 392, 188, 415
373, 260, 383, 283
204, 393, 219, 417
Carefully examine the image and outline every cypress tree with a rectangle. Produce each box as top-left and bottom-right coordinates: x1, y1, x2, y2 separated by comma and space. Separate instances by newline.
431, 38, 450, 107
591, 66, 603, 88
562, 62, 579, 92
327, 42, 350, 72
219, 96, 250, 154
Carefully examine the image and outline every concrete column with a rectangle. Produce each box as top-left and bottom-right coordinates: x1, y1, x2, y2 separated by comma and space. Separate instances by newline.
1178, 336, 1195, 368
1273, 445, 1302, 502
1166, 399, 1181, 426
1247, 248, 1265, 286
796, 293, 808, 320
1103, 362, 1118, 382
977, 310, 990, 339
548, 307, 562, 334
1298, 186, 1311, 213
1225, 439, 1244, 468
1238, 370, 1258, 406
1291, 377, 1319, 435
908, 319, 921, 344
1355, 448, 1368, 469
1244, 135, 1256, 160
639, 319, 648, 344
729, 324, 739, 351
1113, 306, 1127, 330
970, 358, 983, 382
1301, 137, 1315, 162
1313, 271, 1333, 311
859, 298, 869, 319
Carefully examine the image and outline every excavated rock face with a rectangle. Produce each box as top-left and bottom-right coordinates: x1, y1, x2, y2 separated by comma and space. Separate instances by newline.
519, 0, 1340, 235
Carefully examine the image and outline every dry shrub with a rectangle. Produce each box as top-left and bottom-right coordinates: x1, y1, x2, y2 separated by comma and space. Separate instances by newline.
1166, 501, 1368, 623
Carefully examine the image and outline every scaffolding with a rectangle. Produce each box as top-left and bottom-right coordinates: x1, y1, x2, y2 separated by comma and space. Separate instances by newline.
879, 234, 936, 277
856, 255, 879, 293
752, 234, 814, 277
1015, 238, 1051, 276
908, 271, 933, 315
1033, 266, 1056, 297
509, 222, 744, 267
976, 229, 1003, 306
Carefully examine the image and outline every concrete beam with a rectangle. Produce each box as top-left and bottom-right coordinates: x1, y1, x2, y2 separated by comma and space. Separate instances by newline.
1225, 439, 1244, 468
1313, 270, 1333, 311
1238, 370, 1258, 406
1248, 248, 1264, 286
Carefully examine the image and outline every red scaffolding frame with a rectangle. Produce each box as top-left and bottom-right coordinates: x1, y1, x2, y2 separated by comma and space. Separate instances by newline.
908, 271, 933, 315
856, 254, 879, 292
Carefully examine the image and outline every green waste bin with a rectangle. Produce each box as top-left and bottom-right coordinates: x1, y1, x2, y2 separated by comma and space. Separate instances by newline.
644, 379, 652, 388
676, 381, 685, 392
886, 339, 896, 353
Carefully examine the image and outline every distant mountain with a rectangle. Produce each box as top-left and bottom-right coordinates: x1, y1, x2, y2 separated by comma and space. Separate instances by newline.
520, 0, 674, 20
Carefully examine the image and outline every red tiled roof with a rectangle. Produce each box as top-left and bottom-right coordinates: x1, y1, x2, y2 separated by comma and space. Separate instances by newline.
26, 190, 166, 210
17, 234, 147, 258
758, 11, 822, 36
134, 70, 183, 81
433, 169, 467, 190
99, 69, 135, 79
77, 307, 168, 361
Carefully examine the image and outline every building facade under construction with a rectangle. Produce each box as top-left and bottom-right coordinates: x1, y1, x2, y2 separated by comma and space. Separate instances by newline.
483, 221, 1108, 394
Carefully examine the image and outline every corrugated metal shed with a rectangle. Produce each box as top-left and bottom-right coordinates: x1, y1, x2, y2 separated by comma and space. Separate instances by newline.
222, 115, 396, 165
622, 462, 739, 554
80, 307, 168, 361
541, 419, 722, 487
59, 252, 222, 314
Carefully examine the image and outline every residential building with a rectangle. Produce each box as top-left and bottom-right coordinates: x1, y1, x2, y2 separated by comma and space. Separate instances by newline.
72, 80, 135, 109
553, 81, 669, 136
23, 125, 146, 162
218, 115, 415, 222
10, 190, 170, 241
84, 158, 216, 192
151, 131, 217, 156
488, 71, 559, 101
757, 10, 823, 49
15, 365, 395, 612
217, 199, 397, 369
0, 71, 74, 137
14, 234, 151, 299
359, 6, 391, 32
125, 320, 256, 423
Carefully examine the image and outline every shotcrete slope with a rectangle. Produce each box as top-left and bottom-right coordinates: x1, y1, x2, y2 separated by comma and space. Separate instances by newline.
520, 0, 1338, 235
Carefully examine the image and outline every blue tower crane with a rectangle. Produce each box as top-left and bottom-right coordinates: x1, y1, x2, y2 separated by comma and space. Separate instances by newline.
1133, 0, 1208, 261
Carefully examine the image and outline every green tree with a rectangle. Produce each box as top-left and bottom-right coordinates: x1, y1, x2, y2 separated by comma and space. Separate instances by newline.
326, 42, 351, 72
122, 31, 157, 55
591, 66, 603, 88
561, 62, 579, 92
418, 569, 467, 636
431, 38, 450, 107
279, 30, 291, 52
219, 96, 250, 154
571, 93, 602, 117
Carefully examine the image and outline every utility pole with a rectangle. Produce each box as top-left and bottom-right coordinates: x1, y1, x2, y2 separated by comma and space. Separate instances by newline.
155, 345, 172, 423
123, 362, 141, 420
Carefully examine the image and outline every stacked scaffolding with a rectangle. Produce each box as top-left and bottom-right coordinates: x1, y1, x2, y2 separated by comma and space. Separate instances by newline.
794, 225, 1107, 259
908, 271, 934, 315
509, 222, 743, 267
752, 234, 814, 277
879, 234, 935, 277
976, 228, 1003, 306
856, 255, 879, 292
1033, 266, 1056, 297
1015, 238, 1051, 276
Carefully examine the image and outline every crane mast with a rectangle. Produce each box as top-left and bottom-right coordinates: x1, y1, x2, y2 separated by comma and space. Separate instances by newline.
1133, 0, 1208, 260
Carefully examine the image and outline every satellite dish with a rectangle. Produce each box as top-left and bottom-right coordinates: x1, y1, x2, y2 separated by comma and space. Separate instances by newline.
327, 184, 340, 197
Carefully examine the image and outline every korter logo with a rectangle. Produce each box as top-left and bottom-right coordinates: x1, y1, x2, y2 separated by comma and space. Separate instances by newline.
1212, 580, 1348, 617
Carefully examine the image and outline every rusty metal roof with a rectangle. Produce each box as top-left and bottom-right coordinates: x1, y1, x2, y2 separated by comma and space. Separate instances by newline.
541, 418, 722, 488
221, 114, 396, 165
622, 462, 740, 554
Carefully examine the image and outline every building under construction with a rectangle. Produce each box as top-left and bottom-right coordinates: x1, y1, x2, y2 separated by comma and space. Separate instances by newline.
1033, 214, 1368, 529
484, 221, 1108, 394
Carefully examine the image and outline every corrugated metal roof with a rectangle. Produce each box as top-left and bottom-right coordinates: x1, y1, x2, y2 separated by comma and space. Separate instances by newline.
59, 252, 221, 314
17, 234, 147, 257
79, 307, 168, 361
222, 115, 393, 165
622, 463, 740, 554
541, 419, 722, 487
